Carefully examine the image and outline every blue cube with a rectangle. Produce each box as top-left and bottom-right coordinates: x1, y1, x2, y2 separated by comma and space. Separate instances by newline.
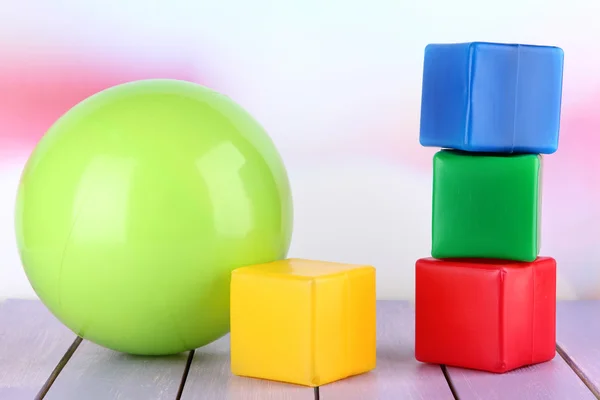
419, 42, 564, 154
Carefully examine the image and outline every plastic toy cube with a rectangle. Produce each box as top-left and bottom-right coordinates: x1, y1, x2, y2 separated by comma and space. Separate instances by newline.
415, 257, 556, 373
230, 258, 376, 387
432, 150, 541, 262
419, 41, 564, 154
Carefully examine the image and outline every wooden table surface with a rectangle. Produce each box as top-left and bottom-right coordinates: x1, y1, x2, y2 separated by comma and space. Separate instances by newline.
0, 299, 598, 400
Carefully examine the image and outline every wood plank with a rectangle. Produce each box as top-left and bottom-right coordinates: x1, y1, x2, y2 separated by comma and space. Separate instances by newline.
0, 299, 76, 400
557, 300, 600, 396
446, 300, 598, 400
446, 355, 595, 400
43, 340, 190, 400
320, 300, 454, 399
181, 334, 314, 400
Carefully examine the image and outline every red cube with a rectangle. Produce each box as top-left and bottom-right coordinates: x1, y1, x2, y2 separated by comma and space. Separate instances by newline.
415, 257, 556, 373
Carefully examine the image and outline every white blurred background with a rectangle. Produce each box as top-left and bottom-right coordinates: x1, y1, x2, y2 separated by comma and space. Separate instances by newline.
1, 0, 599, 300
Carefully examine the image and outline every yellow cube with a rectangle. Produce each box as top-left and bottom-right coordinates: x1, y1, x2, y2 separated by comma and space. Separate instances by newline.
230, 258, 376, 387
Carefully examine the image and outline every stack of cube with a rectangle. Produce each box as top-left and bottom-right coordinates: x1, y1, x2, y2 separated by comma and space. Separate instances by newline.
414, 42, 565, 373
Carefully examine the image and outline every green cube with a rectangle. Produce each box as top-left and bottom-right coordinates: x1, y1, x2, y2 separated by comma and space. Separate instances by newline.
432, 150, 541, 262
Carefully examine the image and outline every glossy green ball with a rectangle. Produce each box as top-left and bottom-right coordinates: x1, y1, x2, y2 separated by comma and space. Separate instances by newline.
15, 79, 293, 355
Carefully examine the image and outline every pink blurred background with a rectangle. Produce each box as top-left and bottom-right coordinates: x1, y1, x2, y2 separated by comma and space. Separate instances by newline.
1, 0, 598, 300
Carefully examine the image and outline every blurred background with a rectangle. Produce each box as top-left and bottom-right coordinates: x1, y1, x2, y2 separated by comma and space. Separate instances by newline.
1, 0, 598, 301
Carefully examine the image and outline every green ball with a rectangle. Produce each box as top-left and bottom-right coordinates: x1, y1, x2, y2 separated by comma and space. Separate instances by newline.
15, 79, 293, 355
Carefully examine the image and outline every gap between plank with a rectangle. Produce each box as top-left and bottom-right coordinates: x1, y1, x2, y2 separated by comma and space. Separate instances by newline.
175, 349, 195, 400
557, 344, 600, 399
440, 365, 460, 400
35, 336, 83, 400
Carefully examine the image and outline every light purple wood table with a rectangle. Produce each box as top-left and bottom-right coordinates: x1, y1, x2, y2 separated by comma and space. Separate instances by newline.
556, 301, 600, 398
0, 299, 598, 399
